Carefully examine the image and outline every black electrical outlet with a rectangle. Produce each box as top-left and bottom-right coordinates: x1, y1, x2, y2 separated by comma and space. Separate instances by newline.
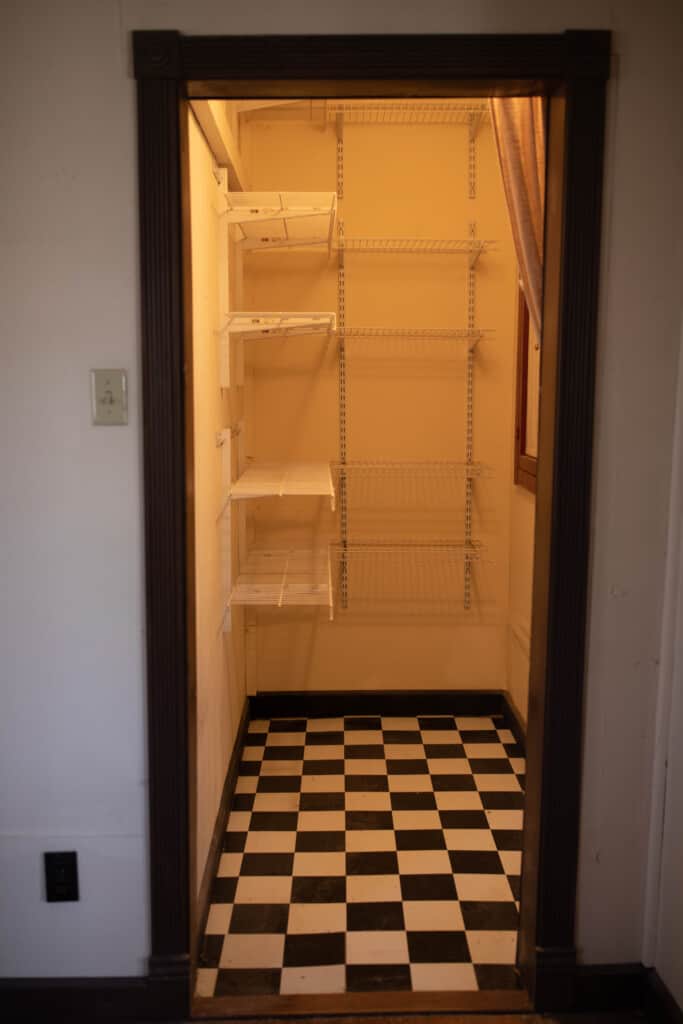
44, 851, 79, 902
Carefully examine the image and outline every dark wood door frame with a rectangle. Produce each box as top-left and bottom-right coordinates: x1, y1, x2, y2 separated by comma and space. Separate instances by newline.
133, 29, 609, 1019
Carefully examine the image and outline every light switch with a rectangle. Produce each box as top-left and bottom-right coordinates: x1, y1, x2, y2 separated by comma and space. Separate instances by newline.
90, 369, 128, 426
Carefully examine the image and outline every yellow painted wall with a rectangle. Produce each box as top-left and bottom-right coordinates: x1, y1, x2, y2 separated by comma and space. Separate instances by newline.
238, 108, 520, 693
188, 110, 246, 895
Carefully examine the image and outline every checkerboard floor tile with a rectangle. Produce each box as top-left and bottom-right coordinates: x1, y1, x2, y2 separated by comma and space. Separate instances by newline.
196, 713, 525, 998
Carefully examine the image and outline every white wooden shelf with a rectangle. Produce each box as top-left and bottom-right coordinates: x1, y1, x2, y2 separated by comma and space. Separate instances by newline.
222, 312, 336, 339
230, 462, 336, 510
231, 548, 333, 619
226, 191, 337, 252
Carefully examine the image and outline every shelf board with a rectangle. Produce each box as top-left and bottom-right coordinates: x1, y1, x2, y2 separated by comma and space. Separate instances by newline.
227, 191, 337, 252
231, 462, 336, 509
221, 312, 336, 339
231, 548, 333, 618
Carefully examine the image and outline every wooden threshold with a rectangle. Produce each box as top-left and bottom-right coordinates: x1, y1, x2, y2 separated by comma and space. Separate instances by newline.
193, 988, 531, 1019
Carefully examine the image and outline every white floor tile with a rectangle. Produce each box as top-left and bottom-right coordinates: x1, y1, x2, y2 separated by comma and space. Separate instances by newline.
205, 903, 232, 934
384, 744, 425, 759
499, 850, 522, 875
485, 809, 524, 830
252, 792, 300, 812
219, 933, 285, 969
303, 745, 344, 760
306, 718, 344, 731
280, 965, 346, 994
298, 810, 345, 831
453, 873, 514, 901
346, 930, 409, 964
248, 720, 269, 733
260, 760, 304, 776
403, 900, 464, 931
423, 730, 462, 744
346, 829, 396, 852
443, 829, 496, 851
388, 774, 432, 792
345, 791, 392, 811
347, 874, 402, 902
194, 967, 218, 997
293, 852, 346, 876
410, 962, 477, 991
226, 811, 252, 831
234, 875, 292, 903
456, 717, 494, 729
463, 742, 507, 758
382, 717, 419, 730
435, 791, 484, 810
301, 774, 345, 792
398, 850, 451, 875
244, 831, 297, 853
392, 810, 442, 830
466, 930, 518, 964
234, 776, 258, 794
287, 902, 347, 934
217, 852, 243, 876
474, 774, 521, 792
266, 733, 306, 746
344, 758, 387, 775
345, 730, 383, 744
427, 759, 470, 774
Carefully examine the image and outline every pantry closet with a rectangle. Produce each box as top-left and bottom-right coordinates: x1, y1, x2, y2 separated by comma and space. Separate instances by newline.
186, 97, 535, 1006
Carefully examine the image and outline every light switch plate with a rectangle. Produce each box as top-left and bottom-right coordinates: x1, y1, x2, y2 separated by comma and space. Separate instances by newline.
90, 369, 128, 426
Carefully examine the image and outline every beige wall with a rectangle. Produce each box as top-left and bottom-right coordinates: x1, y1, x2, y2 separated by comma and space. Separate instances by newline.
188, 111, 246, 895
239, 108, 519, 693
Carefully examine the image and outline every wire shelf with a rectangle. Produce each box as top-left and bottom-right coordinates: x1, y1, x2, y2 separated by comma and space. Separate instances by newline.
340, 237, 494, 257
339, 327, 491, 349
231, 547, 333, 619
326, 101, 489, 126
231, 462, 336, 510
227, 191, 337, 252
334, 460, 488, 479
220, 312, 336, 339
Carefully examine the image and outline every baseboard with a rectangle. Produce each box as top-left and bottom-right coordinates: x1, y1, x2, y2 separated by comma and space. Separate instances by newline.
574, 963, 683, 1022
500, 692, 527, 755
249, 688, 509, 720
0, 976, 152, 1021
195, 697, 250, 962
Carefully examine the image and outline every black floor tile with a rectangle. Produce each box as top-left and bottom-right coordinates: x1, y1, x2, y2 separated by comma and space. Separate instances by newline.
418, 717, 457, 731
383, 730, 422, 744
395, 829, 446, 850
222, 831, 247, 853
390, 791, 437, 810
346, 810, 394, 831
257, 775, 301, 792
291, 875, 346, 903
503, 742, 524, 757
474, 964, 521, 990
459, 729, 498, 742
347, 901, 405, 931
243, 734, 266, 747
302, 759, 345, 775
508, 875, 521, 900
345, 774, 389, 792
345, 743, 385, 759
214, 968, 281, 996
344, 716, 382, 730
299, 792, 344, 811
283, 932, 345, 967
400, 874, 457, 901
431, 774, 476, 791
407, 930, 470, 963
249, 811, 298, 831
210, 876, 237, 903
439, 810, 488, 829
238, 761, 260, 776
449, 850, 504, 874
263, 745, 304, 761
295, 830, 345, 852
231, 794, 255, 812
493, 829, 524, 850
269, 719, 306, 732
240, 852, 294, 876
228, 903, 289, 934
469, 757, 514, 774
306, 730, 344, 744
347, 851, 399, 875
424, 743, 465, 758
199, 933, 224, 967
386, 758, 429, 775
460, 900, 519, 930
347, 964, 411, 992
480, 791, 524, 809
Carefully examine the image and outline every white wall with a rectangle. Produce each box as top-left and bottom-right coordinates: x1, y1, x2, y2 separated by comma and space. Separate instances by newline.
1, 0, 682, 980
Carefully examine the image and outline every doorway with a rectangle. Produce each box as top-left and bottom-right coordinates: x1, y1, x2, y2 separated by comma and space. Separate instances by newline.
133, 30, 610, 1019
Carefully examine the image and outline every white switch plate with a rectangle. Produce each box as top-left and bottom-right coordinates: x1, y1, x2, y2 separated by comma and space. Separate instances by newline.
90, 369, 128, 426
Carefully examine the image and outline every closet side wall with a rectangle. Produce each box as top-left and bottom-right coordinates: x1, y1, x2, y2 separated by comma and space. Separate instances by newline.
507, 487, 535, 723
238, 112, 518, 694
188, 111, 246, 895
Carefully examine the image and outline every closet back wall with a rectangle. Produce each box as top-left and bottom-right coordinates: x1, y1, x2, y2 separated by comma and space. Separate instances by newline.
238, 108, 519, 695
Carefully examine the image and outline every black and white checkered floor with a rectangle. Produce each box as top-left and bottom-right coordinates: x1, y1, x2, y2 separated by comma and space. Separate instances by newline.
196, 713, 525, 998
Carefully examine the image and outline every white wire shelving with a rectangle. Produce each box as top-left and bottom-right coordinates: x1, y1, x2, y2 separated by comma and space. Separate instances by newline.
334, 460, 489, 479
231, 547, 334, 620
326, 101, 489, 127
220, 312, 336, 340
340, 327, 490, 347
338, 236, 495, 267
230, 461, 336, 511
227, 191, 337, 253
